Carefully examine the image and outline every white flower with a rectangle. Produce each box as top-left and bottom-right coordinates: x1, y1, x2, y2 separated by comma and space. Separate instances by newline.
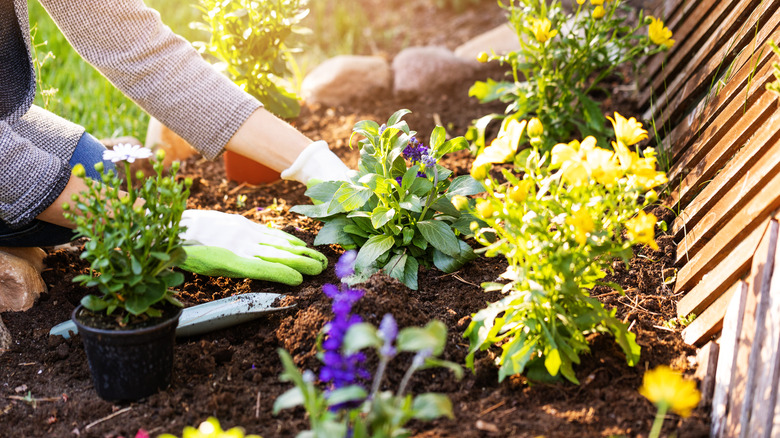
102, 143, 153, 163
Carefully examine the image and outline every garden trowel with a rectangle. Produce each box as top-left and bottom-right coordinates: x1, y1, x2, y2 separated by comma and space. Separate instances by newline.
49, 292, 294, 339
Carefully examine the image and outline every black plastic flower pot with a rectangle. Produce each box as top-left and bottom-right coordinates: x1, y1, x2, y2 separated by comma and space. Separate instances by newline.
72, 304, 182, 401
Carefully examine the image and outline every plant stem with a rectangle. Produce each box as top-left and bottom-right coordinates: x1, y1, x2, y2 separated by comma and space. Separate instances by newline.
648, 403, 668, 438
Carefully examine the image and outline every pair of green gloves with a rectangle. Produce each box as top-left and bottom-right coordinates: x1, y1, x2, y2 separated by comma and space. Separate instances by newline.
177, 209, 326, 286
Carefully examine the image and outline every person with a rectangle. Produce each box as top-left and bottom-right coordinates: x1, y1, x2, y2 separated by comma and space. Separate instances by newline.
0, 0, 350, 302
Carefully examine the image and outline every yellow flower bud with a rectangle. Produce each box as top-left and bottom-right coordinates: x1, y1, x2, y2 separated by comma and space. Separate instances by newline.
592, 5, 606, 18
476, 52, 489, 63
451, 195, 470, 211
475, 199, 495, 219
527, 118, 544, 138
72, 163, 86, 178
94, 162, 104, 174
508, 180, 533, 203
155, 148, 166, 162
590, 0, 604, 5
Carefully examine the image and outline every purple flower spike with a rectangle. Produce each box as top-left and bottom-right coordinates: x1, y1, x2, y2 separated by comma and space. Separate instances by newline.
335, 250, 358, 280
379, 124, 387, 135
378, 314, 398, 357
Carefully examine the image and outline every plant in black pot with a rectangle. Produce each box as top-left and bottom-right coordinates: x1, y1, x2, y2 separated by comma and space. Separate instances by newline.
64, 144, 191, 401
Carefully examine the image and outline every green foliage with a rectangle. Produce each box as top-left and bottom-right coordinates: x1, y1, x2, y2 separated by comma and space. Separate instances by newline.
291, 110, 483, 290
462, 116, 668, 383
274, 319, 461, 437
64, 151, 191, 319
468, 0, 671, 153
191, 0, 310, 119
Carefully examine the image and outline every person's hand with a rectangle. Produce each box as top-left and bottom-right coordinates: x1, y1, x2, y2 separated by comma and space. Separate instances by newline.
176, 210, 327, 285
280, 140, 353, 185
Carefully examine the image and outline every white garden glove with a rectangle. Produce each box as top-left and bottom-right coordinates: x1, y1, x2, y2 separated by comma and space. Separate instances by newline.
280, 140, 352, 185
176, 210, 327, 285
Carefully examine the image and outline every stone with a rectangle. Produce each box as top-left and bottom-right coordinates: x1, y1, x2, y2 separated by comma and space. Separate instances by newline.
301, 55, 392, 107
145, 117, 199, 168
0, 315, 10, 355
392, 46, 477, 99
454, 24, 520, 62
0, 248, 47, 313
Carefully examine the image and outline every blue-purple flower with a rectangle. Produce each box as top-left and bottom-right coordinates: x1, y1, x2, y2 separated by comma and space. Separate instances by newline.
320, 253, 370, 395
403, 137, 430, 164
378, 314, 398, 357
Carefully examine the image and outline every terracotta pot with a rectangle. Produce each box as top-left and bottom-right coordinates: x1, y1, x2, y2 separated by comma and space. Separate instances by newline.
72, 305, 181, 401
223, 150, 280, 184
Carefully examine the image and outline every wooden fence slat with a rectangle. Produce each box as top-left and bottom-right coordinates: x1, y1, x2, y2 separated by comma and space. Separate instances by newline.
675, 215, 770, 315
672, 115, 780, 261
671, 104, 780, 241
747, 231, 780, 436
695, 340, 720, 405
724, 220, 778, 438
640, 0, 718, 92
682, 280, 742, 346
658, 26, 779, 169
673, 156, 780, 282
637, 0, 757, 111
642, 0, 780, 129
711, 280, 749, 438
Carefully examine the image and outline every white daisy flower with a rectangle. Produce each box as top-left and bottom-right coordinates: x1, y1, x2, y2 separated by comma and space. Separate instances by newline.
102, 143, 154, 163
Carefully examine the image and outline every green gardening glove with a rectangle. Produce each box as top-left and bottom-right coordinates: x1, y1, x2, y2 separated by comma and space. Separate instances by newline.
177, 209, 327, 285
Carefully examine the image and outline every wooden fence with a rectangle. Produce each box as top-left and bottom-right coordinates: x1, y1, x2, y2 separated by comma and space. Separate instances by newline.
640, 0, 780, 435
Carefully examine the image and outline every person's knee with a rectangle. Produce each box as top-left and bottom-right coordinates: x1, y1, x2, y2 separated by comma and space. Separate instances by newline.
69, 133, 116, 180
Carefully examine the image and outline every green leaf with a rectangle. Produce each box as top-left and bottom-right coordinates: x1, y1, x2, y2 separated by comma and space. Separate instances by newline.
273, 387, 305, 414
422, 358, 464, 380
80, 295, 108, 312
387, 109, 411, 126
290, 202, 339, 218
353, 120, 380, 139
417, 220, 460, 257
356, 234, 395, 269
342, 322, 381, 355
545, 348, 562, 377
433, 240, 477, 273
430, 196, 460, 217
385, 253, 408, 283
397, 320, 447, 355
447, 175, 485, 196
412, 393, 454, 420
430, 126, 446, 149
332, 184, 373, 212
409, 178, 434, 197
343, 224, 369, 238
371, 206, 396, 229
325, 386, 368, 407
403, 256, 419, 290
401, 165, 421, 192
304, 180, 342, 203
315, 217, 356, 246
468, 78, 515, 103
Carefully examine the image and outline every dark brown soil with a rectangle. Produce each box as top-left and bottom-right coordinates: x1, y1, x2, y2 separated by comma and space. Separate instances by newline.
1, 1, 709, 437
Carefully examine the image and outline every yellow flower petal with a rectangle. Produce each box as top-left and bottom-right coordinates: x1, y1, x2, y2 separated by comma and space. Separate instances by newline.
567, 206, 594, 245
531, 18, 558, 43
608, 112, 648, 146
639, 366, 701, 417
471, 119, 528, 178
592, 5, 606, 19
648, 17, 675, 48
625, 211, 659, 250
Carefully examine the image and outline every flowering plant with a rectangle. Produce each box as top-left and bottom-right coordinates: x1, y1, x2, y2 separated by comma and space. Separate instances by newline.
291, 110, 483, 290
468, 0, 674, 152
64, 145, 191, 319
192, 0, 309, 118
639, 365, 700, 437
159, 417, 261, 438
459, 114, 666, 383
274, 251, 462, 437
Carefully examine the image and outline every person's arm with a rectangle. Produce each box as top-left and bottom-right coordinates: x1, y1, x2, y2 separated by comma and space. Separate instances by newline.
35, 173, 84, 229
224, 108, 310, 173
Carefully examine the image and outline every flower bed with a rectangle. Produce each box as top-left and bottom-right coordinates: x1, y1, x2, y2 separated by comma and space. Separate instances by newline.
1, 1, 710, 436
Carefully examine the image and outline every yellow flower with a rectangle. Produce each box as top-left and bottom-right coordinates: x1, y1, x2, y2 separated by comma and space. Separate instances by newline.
648, 17, 675, 48
551, 136, 598, 186
590, 0, 604, 5
471, 119, 527, 179
592, 5, 606, 19
567, 206, 594, 245
159, 417, 261, 438
527, 117, 544, 138
631, 156, 668, 190
576, 0, 585, 4
476, 51, 489, 63
451, 195, 469, 211
586, 147, 622, 187
608, 112, 648, 147
530, 18, 558, 43
508, 179, 534, 203
639, 366, 700, 418
625, 211, 659, 250
475, 199, 496, 219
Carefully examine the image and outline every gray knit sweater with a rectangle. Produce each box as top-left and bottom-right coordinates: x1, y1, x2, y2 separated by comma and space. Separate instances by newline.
1, 0, 261, 228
